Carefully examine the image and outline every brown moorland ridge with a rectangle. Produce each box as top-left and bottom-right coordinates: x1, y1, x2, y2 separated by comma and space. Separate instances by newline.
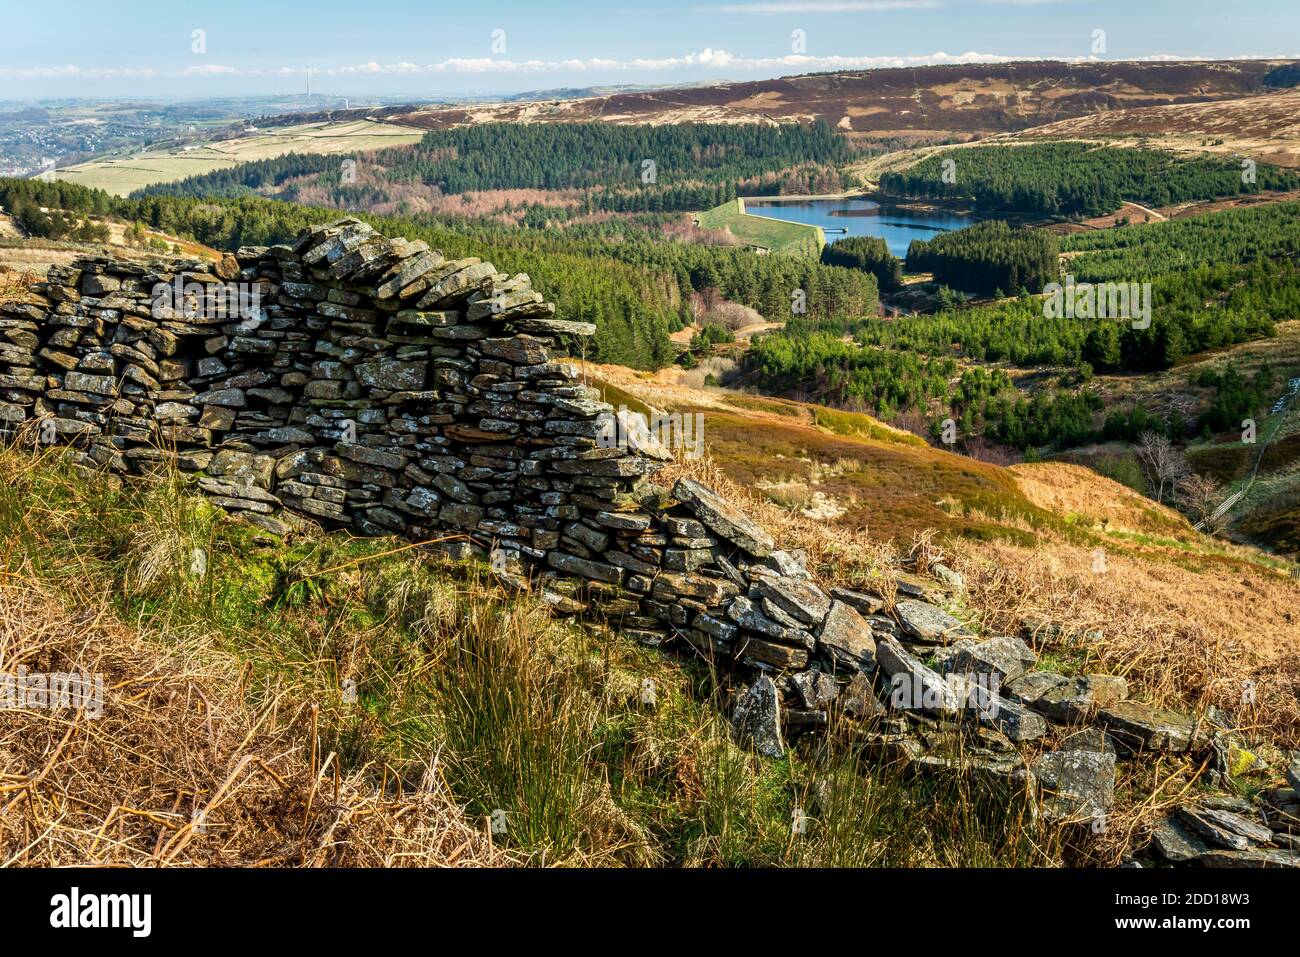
1017, 86, 1300, 167
302, 59, 1300, 134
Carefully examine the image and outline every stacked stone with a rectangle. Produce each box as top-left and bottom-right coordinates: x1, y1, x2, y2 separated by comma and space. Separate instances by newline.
8, 218, 1296, 867
2, 256, 244, 471
4, 217, 651, 543
0, 287, 45, 433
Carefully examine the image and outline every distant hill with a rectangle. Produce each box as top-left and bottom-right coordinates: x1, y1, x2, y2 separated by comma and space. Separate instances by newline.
1018, 87, 1300, 168
380, 59, 1299, 134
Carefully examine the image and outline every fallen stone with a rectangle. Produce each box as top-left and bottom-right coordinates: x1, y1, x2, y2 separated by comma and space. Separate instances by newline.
876, 636, 958, 714
1098, 700, 1203, 753
829, 586, 885, 616
939, 634, 1037, 684
840, 672, 885, 718
1032, 674, 1128, 724
893, 598, 973, 644
750, 572, 831, 626
1059, 727, 1117, 755
979, 693, 1048, 743
816, 600, 878, 672
732, 676, 785, 758
1004, 670, 1068, 706
1150, 816, 1212, 864
726, 595, 814, 648
790, 669, 840, 710
1033, 748, 1116, 820
1182, 806, 1274, 846
763, 550, 811, 579
736, 635, 809, 670
672, 477, 775, 557
1199, 848, 1300, 868
1177, 807, 1251, 851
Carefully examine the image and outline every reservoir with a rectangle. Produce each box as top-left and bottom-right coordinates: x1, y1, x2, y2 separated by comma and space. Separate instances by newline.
744, 197, 973, 257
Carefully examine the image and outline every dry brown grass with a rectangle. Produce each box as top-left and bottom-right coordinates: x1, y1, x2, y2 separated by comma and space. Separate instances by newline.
0, 578, 511, 867
0, 265, 39, 302
658, 444, 1300, 749
1010, 461, 1191, 537
951, 537, 1300, 747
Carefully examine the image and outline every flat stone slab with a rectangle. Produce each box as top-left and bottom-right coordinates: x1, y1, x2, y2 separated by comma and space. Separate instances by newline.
829, 586, 885, 616
732, 676, 785, 758
816, 600, 878, 672
1150, 816, 1212, 863
726, 595, 814, 649
876, 635, 959, 714
1059, 728, 1116, 755
672, 477, 775, 557
1033, 748, 1116, 820
893, 598, 973, 644
750, 572, 831, 626
939, 634, 1037, 684
1199, 848, 1300, 868
1286, 755, 1300, 793
1098, 700, 1202, 753
1032, 674, 1128, 724
1005, 670, 1068, 705
1177, 806, 1273, 849
978, 693, 1047, 743
764, 550, 811, 579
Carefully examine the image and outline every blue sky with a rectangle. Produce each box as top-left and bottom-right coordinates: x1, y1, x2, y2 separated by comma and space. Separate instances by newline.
1, 0, 1297, 100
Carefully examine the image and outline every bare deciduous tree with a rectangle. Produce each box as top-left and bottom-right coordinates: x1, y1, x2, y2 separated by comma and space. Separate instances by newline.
1135, 431, 1189, 504
1176, 473, 1227, 532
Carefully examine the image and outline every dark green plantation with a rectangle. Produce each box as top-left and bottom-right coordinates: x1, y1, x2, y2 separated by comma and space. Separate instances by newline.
905, 221, 1059, 297
880, 142, 1300, 218
0, 176, 877, 371
748, 199, 1300, 451
136, 121, 852, 213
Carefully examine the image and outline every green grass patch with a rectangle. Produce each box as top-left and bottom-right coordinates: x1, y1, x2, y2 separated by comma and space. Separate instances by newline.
0, 444, 1065, 866
695, 198, 824, 257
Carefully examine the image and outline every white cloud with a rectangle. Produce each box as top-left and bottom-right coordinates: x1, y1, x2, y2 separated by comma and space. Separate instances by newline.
3, 48, 1297, 83
297, 49, 1025, 76
0, 64, 158, 78
182, 64, 239, 76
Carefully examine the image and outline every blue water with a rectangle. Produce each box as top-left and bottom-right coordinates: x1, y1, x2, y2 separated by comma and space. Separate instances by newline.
744, 197, 973, 258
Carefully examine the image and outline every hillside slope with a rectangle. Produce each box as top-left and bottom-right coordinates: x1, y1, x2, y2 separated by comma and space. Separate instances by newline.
588, 363, 1300, 738
385, 60, 1296, 134
53, 119, 425, 196
1020, 87, 1300, 168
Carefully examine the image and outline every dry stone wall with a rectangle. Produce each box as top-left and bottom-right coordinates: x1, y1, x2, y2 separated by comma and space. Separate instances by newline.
2, 217, 1297, 867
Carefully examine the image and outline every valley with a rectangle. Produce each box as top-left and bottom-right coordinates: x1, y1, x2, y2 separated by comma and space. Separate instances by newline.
3, 27, 1300, 885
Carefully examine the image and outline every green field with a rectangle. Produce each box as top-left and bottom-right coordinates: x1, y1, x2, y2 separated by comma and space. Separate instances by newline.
53, 119, 426, 196
695, 198, 824, 257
